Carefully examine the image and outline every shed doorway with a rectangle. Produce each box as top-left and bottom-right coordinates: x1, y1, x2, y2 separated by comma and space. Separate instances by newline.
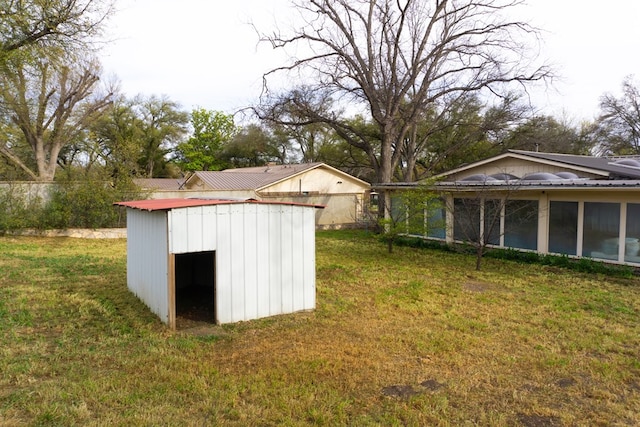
174, 251, 216, 325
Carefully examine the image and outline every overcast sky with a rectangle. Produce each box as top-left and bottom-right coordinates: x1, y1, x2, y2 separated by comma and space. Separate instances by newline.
101, 0, 640, 123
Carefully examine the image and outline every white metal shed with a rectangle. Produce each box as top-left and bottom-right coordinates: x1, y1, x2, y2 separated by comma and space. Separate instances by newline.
115, 198, 323, 329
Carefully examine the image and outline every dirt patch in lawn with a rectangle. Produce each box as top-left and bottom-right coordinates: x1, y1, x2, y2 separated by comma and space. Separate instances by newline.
463, 281, 504, 293
382, 379, 446, 398
517, 413, 562, 427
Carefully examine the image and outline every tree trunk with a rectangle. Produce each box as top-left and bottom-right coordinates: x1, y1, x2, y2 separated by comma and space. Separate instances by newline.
475, 245, 484, 271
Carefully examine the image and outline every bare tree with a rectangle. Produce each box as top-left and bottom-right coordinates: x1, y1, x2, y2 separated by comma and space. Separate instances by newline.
440, 177, 537, 270
0, 55, 114, 181
592, 76, 640, 156
0, 0, 113, 59
259, 0, 551, 192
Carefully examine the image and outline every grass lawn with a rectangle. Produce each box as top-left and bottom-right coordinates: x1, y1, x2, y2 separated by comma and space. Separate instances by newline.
1, 230, 640, 426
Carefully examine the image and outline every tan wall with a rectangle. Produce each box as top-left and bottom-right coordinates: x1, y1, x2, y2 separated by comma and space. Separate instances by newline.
544, 189, 640, 204
148, 190, 368, 227
148, 190, 258, 200
261, 193, 366, 227
264, 168, 369, 195
447, 158, 605, 180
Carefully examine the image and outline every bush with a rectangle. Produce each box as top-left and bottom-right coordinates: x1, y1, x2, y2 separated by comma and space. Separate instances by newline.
0, 184, 43, 232
0, 178, 145, 232
41, 179, 143, 229
391, 235, 635, 278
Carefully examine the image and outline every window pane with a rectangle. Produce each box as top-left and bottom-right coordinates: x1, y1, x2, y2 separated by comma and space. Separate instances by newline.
454, 198, 480, 242
548, 201, 578, 255
390, 195, 409, 233
407, 201, 426, 236
583, 202, 620, 261
625, 203, 640, 263
427, 199, 446, 239
504, 200, 538, 250
484, 199, 502, 245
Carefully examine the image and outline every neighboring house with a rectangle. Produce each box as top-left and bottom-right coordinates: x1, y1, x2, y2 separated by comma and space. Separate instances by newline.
133, 178, 185, 192
377, 150, 640, 266
136, 163, 371, 228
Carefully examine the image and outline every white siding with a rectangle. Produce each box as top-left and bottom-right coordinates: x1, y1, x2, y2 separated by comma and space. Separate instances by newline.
291, 205, 305, 311
268, 204, 283, 316
229, 204, 246, 322
243, 204, 259, 321
215, 205, 233, 323
212, 203, 316, 323
280, 205, 294, 314
302, 207, 317, 309
168, 206, 218, 254
126, 209, 170, 323
256, 206, 271, 318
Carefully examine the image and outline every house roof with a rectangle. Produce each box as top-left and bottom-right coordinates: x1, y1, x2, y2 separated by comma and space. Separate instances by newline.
133, 178, 185, 191
375, 179, 640, 192
185, 162, 370, 191
373, 150, 640, 192
186, 172, 277, 191
436, 150, 640, 180
509, 150, 640, 179
114, 198, 325, 212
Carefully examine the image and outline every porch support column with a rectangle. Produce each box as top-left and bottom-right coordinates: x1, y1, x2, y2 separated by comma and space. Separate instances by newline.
537, 192, 549, 254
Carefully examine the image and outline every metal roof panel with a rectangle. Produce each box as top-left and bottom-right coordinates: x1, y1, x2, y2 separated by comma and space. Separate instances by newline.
114, 198, 325, 211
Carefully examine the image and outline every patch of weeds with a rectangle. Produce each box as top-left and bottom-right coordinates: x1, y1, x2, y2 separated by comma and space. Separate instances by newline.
2, 234, 640, 426
195, 334, 225, 344
317, 263, 352, 281
540, 354, 570, 368
0, 297, 33, 329
168, 336, 200, 351
317, 286, 355, 315
414, 333, 466, 355
317, 229, 376, 241
379, 280, 426, 303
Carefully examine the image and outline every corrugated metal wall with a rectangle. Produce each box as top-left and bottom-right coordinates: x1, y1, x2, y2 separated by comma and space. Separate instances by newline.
126, 209, 170, 323
166, 203, 316, 324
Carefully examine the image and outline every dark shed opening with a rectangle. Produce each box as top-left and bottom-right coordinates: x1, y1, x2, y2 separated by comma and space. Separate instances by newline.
175, 251, 216, 325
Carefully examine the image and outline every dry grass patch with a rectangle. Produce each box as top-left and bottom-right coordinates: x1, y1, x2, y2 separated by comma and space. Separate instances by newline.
1, 231, 639, 425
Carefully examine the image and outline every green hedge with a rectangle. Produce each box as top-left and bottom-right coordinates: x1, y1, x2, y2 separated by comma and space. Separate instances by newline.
0, 180, 144, 232
393, 235, 635, 278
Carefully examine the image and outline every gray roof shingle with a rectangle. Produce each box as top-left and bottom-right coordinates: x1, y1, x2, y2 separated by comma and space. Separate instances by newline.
510, 150, 640, 179
134, 178, 185, 191
189, 163, 324, 190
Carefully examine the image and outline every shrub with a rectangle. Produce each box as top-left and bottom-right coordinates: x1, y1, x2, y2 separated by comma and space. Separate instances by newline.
391, 235, 635, 278
0, 184, 43, 232
41, 179, 143, 229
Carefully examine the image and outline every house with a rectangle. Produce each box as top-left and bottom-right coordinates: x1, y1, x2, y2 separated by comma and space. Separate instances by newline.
136, 163, 371, 228
114, 198, 323, 329
133, 178, 185, 192
377, 150, 640, 266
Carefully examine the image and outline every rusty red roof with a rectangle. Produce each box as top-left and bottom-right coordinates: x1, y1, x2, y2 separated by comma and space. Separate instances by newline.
115, 198, 325, 211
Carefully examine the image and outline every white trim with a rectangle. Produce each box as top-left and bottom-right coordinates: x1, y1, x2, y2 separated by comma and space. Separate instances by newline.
577, 201, 584, 257
619, 202, 627, 262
